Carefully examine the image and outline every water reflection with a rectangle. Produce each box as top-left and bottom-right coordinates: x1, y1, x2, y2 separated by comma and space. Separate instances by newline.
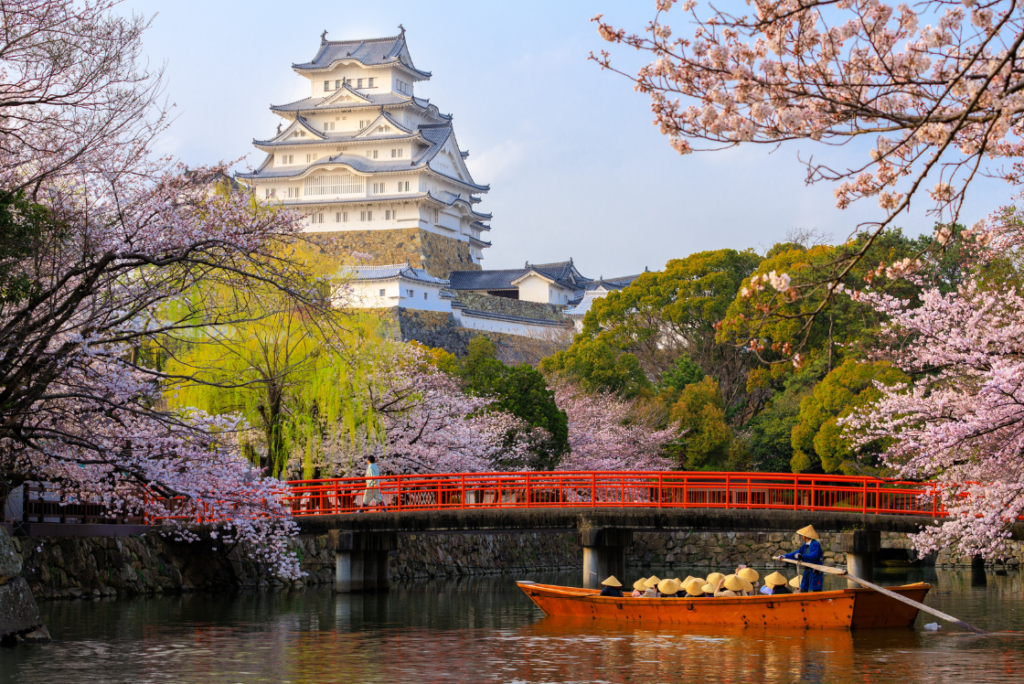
1, 567, 1022, 684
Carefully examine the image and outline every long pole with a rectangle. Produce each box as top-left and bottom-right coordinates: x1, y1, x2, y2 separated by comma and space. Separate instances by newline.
777, 557, 987, 635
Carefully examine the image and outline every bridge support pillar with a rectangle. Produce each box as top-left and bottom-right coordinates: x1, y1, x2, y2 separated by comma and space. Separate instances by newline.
329, 531, 397, 593
841, 530, 880, 589
579, 527, 633, 589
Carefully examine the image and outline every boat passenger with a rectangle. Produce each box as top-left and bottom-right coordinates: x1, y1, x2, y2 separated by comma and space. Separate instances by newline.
705, 572, 725, 590
657, 579, 682, 598
737, 568, 760, 595
775, 525, 825, 592
762, 571, 791, 595
631, 578, 647, 598
714, 574, 752, 597
684, 579, 706, 598
642, 575, 661, 598
788, 575, 802, 593
599, 576, 624, 597
701, 583, 716, 597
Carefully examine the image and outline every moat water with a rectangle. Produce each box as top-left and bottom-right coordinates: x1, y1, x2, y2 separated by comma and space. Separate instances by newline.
1, 566, 1023, 683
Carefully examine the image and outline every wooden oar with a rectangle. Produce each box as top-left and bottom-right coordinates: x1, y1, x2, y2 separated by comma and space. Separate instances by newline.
777, 557, 988, 635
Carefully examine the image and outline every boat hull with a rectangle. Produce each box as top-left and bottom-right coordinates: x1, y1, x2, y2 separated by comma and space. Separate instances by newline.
517, 581, 931, 630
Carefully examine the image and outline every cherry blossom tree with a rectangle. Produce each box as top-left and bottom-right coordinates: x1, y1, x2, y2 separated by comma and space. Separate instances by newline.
321, 343, 542, 476
592, 0, 1024, 340
0, 0, 312, 577
553, 380, 677, 471
841, 209, 1024, 558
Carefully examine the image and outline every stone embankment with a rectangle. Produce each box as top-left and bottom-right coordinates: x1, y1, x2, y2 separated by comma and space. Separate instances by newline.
2, 528, 1021, 605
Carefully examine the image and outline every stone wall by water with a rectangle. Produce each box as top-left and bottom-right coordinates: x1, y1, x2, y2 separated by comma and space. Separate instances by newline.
4, 528, 1022, 601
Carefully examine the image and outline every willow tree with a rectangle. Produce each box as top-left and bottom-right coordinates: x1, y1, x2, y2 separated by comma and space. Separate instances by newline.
162, 245, 383, 479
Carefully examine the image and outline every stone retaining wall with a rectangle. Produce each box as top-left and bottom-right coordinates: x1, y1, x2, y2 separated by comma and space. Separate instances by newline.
307, 229, 478, 279
4, 528, 1021, 601
455, 292, 566, 321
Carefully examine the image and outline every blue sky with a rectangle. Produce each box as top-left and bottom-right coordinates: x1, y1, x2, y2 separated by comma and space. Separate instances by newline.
124, 0, 1014, 277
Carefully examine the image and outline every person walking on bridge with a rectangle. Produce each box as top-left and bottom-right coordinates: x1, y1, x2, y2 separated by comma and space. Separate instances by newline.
776, 525, 824, 592
362, 455, 383, 511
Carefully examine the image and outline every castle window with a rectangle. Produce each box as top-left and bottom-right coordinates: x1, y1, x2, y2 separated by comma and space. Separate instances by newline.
357, 78, 363, 88
287, 187, 300, 199
336, 212, 348, 223
379, 289, 386, 297
386, 209, 396, 220
324, 80, 331, 91
423, 292, 428, 301
432, 208, 440, 224
310, 213, 324, 225
391, 148, 403, 158
368, 77, 375, 87
367, 210, 373, 221
359, 120, 369, 128
305, 173, 363, 196
360, 211, 366, 222
335, 79, 341, 89
279, 154, 293, 165
399, 181, 409, 192
407, 289, 414, 297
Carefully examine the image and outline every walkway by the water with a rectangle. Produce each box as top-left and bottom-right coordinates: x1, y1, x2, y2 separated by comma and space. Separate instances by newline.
2, 567, 1022, 684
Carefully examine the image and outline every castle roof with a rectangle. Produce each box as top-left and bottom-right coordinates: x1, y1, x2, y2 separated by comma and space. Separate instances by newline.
448, 259, 590, 292
566, 274, 642, 315
239, 121, 491, 194
293, 32, 431, 80
354, 263, 449, 286
271, 92, 449, 120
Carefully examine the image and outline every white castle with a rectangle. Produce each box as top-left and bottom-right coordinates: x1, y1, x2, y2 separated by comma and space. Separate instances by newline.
240, 29, 640, 347
239, 27, 492, 272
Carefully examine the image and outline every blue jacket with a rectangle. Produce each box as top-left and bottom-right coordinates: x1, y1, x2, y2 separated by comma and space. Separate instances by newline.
783, 540, 824, 592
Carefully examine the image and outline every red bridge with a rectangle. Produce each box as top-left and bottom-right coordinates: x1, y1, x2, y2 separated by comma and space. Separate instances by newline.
283, 471, 943, 518
286, 471, 987, 593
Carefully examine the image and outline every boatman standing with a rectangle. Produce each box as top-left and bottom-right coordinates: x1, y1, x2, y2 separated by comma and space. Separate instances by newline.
775, 525, 825, 592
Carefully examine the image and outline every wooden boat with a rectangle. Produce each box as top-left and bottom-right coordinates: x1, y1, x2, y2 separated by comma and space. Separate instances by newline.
517, 581, 931, 630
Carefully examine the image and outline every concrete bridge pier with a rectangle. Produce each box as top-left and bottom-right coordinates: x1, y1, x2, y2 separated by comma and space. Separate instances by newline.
329, 530, 397, 593
580, 527, 633, 589
841, 530, 880, 588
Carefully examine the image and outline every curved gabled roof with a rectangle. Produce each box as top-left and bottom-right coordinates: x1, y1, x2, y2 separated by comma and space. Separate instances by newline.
293, 33, 431, 80
353, 262, 449, 286
270, 92, 451, 121
241, 121, 490, 193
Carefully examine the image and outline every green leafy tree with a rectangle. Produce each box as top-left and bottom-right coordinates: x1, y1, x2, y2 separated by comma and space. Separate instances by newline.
790, 359, 909, 474
659, 353, 704, 392
667, 377, 734, 470
462, 337, 569, 469
539, 336, 650, 398
582, 250, 761, 397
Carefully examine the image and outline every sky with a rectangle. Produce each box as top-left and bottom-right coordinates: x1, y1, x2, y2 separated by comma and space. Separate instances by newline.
123, 0, 1016, 277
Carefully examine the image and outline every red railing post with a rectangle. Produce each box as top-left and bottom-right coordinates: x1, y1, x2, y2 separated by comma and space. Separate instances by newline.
726, 473, 731, 509
461, 474, 466, 510
591, 473, 596, 508
658, 472, 663, 509
863, 479, 868, 514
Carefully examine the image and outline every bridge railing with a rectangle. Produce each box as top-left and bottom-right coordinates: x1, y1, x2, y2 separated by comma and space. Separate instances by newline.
281, 471, 942, 518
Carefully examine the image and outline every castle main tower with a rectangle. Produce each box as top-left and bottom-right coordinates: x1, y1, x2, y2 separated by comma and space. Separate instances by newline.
238, 28, 490, 277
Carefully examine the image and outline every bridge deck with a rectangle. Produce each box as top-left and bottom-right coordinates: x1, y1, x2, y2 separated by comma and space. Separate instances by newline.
296, 506, 947, 536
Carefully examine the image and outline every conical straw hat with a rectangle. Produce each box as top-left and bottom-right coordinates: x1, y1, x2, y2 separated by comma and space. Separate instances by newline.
705, 572, 725, 586
701, 583, 715, 594
643, 575, 661, 589
723, 574, 746, 592
737, 568, 759, 584
764, 571, 788, 587
683, 576, 696, 585
797, 525, 819, 540
633, 578, 648, 591
684, 579, 706, 596
789, 575, 802, 588
658, 578, 682, 595
601, 575, 622, 587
